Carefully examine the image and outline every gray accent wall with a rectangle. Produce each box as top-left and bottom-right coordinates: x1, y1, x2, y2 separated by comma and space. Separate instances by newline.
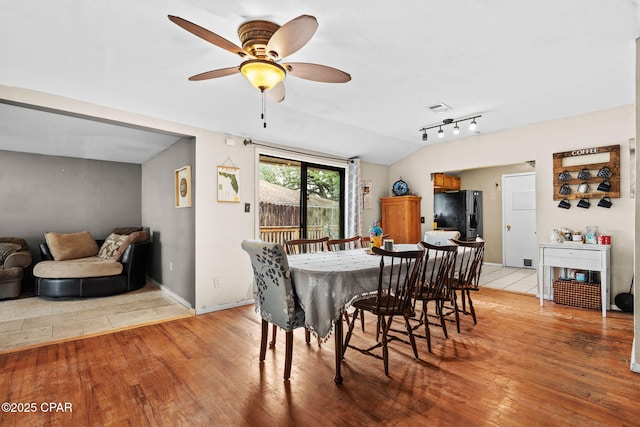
0, 149, 142, 259
141, 138, 195, 307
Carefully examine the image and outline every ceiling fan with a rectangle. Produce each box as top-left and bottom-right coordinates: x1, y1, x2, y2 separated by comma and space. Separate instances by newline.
167, 14, 351, 105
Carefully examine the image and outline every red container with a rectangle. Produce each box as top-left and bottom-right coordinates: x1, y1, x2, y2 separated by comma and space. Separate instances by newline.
597, 235, 611, 245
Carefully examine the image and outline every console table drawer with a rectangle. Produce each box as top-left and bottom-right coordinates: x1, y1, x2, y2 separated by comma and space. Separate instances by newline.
542, 247, 603, 269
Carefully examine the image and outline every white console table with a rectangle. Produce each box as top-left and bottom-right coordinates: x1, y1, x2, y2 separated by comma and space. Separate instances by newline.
538, 243, 611, 317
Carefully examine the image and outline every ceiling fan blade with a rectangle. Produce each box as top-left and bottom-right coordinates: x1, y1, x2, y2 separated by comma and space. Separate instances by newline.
188, 66, 241, 81
266, 82, 285, 103
284, 62, 351, 83
266, 15, 318, 59
168, 15, 249, 58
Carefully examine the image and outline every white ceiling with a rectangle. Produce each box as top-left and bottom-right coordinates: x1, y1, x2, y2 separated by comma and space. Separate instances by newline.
1, 0, 639, 165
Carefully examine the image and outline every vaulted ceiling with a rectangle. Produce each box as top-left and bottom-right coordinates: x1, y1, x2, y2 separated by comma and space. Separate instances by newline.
1, 1, 638, 165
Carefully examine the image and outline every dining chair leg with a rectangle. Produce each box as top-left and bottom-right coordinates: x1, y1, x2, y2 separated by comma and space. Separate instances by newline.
404, 314, 419, 358
381, 316, 390, 376
422, 300, 432, 353
305, 328, 311, 344
360, 311, 365, 332
260, 319, 268, 362
437, 300, 448, 339
284, 330, 294, 380
467, 290, 477, 324
452, 292, 461, 333
270, 324, 277, 348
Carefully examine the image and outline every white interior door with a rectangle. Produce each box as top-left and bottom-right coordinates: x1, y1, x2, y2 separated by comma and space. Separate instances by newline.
502, 173, 537, 269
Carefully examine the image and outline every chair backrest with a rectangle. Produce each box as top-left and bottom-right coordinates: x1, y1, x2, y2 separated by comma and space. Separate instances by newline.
416, 242, 458, 300
241, 240, 304, 330
371, 246, 424, 315
451, 239, 485, 289
327, 236, 361, 251
284, 237, 329, 255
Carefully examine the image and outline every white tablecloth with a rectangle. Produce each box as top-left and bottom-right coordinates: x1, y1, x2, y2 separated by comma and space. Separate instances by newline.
288, 245, 419, 339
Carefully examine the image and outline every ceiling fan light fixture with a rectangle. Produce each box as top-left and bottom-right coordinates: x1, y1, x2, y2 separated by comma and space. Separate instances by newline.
240, 59, 286, 91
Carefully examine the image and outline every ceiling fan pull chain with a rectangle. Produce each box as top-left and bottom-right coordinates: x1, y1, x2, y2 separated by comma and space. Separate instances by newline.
261, 90, 267, 128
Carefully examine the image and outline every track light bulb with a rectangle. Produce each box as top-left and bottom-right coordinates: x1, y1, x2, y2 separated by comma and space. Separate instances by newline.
422, 131, 428, 141
469, 118, 477, 131
438, 127, 444, 138
453, 123, 460, 135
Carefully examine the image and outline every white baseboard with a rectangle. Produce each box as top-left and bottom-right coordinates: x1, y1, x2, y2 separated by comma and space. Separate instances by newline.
146, 277, 255, 315
631, 338, 640, 373
146, 277, 195, 313
196, 299, 254, 315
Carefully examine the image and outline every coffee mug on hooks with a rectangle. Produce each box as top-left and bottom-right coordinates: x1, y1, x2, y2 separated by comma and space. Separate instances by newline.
598, 197, 612, 208
577, 198, 591, 209
597, 180, 612, 192
557, 198, 571, 209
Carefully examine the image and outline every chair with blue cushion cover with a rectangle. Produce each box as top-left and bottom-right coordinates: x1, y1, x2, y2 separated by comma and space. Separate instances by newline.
241, 240, 307, 380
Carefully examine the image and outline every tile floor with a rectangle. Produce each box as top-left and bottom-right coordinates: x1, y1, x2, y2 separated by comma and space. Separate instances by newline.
0, 284, 193, 353
480, 264, 538, 295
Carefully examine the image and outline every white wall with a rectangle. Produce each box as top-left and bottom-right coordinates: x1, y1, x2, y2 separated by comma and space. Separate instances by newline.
390, 105, 636, 302
359, 162, 389, 236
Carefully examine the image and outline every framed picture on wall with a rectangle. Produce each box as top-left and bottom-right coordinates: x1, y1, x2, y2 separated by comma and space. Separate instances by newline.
175, 165, 192, 208
217, 165, 240, 202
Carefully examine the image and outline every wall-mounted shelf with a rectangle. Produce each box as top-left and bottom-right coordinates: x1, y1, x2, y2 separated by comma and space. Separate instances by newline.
552, 144, 620, 201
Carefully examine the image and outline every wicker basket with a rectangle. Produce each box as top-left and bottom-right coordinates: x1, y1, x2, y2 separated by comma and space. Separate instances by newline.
553, 279, 601, 310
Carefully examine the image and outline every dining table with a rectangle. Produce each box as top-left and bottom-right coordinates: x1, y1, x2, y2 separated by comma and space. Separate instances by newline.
287, 244, 419, 384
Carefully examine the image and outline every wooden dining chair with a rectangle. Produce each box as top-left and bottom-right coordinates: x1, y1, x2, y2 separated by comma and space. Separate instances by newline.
327, 236, 361, 251
447, 239, 485, 332
284, 237, 329, 255
241, 240, 309, 380
412, 242, 458, 352
342, 246, 424, 376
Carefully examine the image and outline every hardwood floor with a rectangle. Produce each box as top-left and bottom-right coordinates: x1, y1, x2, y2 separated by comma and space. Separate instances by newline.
0, 288, 638, 426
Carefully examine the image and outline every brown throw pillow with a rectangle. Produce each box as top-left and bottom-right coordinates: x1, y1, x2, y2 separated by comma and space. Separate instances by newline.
45, 231, 99, 261
98, 233, 130, 260
112, 227, 143, 235
114, 231, 150, 261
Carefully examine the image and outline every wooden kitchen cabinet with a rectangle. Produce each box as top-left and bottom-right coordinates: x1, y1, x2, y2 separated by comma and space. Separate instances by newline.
380, 196, 422, 243
433, 173, 460, 191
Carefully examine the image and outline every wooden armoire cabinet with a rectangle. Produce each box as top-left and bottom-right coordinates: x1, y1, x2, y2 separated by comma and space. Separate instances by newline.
380, 196, 422, 244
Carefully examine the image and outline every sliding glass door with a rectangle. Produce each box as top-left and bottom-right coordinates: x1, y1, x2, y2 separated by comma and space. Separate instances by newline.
259, 154, 344, 244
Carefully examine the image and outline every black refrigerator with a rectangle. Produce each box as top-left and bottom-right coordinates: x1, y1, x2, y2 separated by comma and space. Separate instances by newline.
433, 190, 483, 241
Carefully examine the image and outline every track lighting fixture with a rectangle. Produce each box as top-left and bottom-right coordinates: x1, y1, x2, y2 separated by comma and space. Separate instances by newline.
419, 115, 481, 141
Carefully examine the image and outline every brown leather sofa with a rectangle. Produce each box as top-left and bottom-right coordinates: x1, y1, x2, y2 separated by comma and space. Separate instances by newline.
0, 237, 33, 299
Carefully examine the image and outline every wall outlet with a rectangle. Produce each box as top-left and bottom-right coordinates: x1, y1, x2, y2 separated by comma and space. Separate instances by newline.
213, 276, 221, 288
244, 203, 250, 213
420, 216, 425, 223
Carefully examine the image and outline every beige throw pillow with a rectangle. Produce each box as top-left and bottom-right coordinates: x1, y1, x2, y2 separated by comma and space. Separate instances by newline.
98, 233, 130, 260
45, 231, 99, 261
